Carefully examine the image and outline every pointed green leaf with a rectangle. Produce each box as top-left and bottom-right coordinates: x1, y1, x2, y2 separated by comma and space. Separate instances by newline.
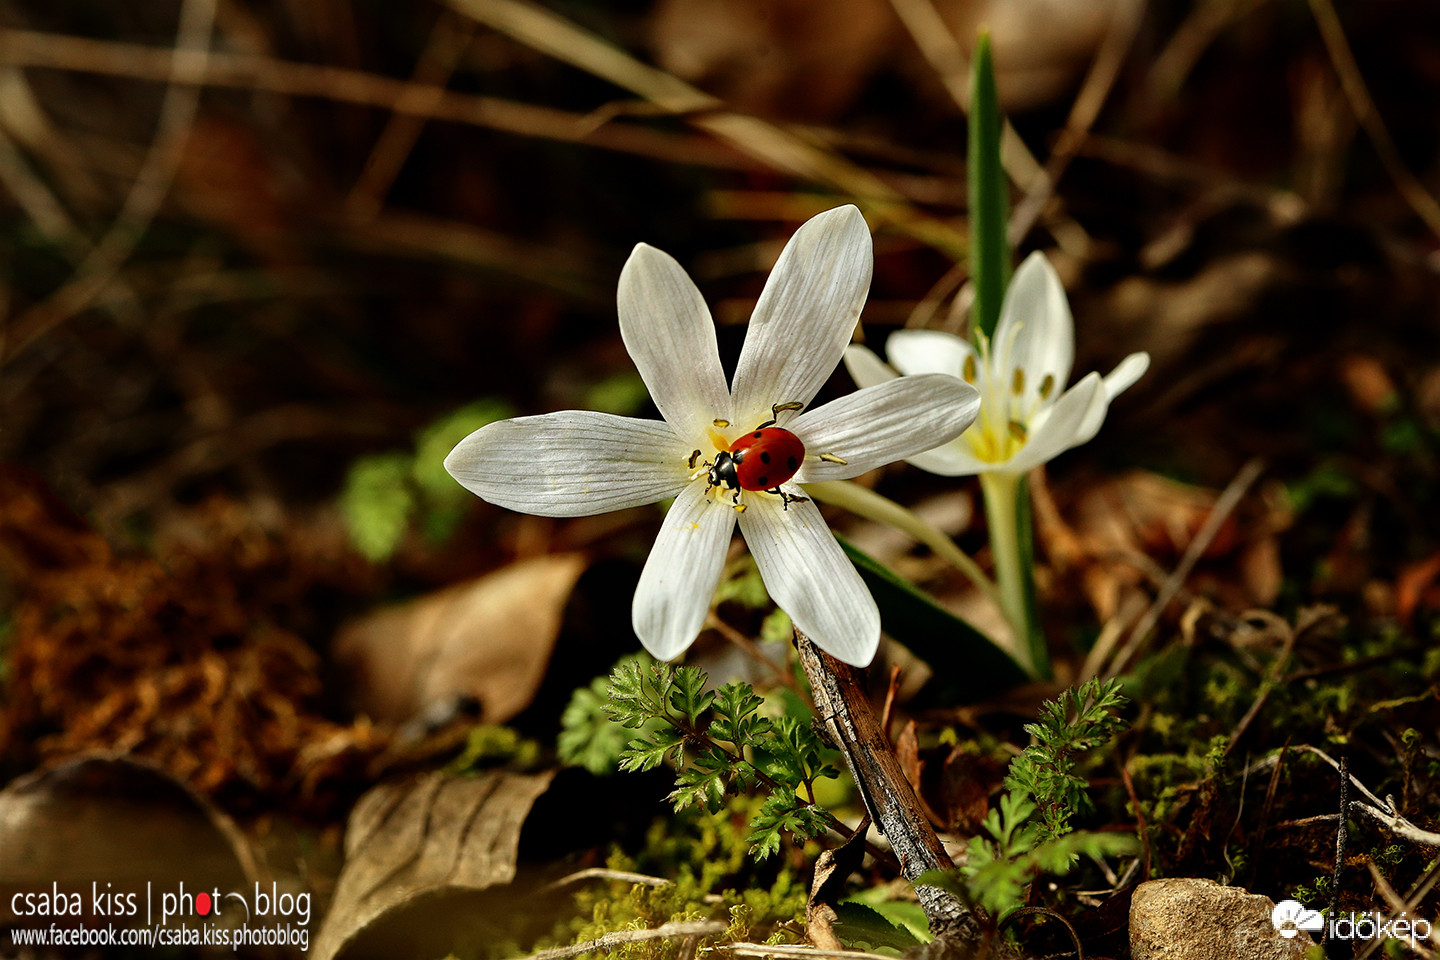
968, 30, 1010, 341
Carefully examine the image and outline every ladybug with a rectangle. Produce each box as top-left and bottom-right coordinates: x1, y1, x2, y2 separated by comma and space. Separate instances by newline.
692, 405, 811, 510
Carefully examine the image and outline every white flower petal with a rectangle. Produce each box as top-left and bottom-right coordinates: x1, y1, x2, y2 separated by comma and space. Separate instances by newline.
730, 206, 873, 428
1002, 373, 1107, 474
444, 411, 689, 517
632, 481, 737, 660
906, 438, 992, 476
842, 344, 899, 389
618, 243, 731, 435
1074, 351, 1151, 444
1102, 351, 1150, 400
884, 329, 974, 378
999, 253, 1074, 404
790, 375, 981, 482
738, 496, 879, 666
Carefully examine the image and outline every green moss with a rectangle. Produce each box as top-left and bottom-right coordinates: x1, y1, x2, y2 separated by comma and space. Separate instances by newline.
498, 796, 810, 960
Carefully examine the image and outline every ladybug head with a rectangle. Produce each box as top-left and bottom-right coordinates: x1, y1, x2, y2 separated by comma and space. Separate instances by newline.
707, 450, 740, 491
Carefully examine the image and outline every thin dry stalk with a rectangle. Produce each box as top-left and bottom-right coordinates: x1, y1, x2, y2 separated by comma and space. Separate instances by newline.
1306, 0, 1440, 240
346, 11, 478, 221
443, 0, 966, 255
883, 0, 1043, 192
1105, 458, 1266, 678
500, 921, 728, 960
1, 0, 217, 364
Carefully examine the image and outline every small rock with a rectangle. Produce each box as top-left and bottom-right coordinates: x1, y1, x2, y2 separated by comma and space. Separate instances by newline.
1130, 878, 1315, 960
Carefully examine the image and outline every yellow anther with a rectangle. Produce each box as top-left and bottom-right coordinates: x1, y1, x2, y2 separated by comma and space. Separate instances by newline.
1012, 368, 1025, 395
712, 418, 730, 428
732, 503, 747, 513
773, 401, 804, 414
688, 449, 702, 468
963, 355, 978, 383
1008, 420, 1028, 441
1039, 373, 1055, 400
818, 452, 848, 464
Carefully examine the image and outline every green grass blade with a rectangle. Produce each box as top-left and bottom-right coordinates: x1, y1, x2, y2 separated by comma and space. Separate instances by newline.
968, 31, 1010, 340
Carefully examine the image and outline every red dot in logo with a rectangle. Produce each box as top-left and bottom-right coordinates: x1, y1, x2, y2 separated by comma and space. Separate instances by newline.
196, 892, 212, 916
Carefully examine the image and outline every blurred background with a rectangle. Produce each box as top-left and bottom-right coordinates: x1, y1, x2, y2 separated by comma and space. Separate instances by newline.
1, 0, 1439, 956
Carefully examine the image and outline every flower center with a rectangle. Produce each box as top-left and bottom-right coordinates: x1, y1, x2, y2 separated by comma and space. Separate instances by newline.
684, 403, 816, 512
965, 325, 1050, 464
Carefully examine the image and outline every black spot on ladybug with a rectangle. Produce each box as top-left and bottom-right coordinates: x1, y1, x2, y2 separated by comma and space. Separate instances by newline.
787, 456, 798, 470
758, 476, 769, 486
754, 431, 763, 438
760, 451, 772, 464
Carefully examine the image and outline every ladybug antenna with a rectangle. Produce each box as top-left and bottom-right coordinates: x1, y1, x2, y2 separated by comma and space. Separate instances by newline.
757, 400, 804, 430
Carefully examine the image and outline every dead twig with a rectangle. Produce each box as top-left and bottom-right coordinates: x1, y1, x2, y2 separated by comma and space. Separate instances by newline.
1106, 458, 1265, 678
443, 0, 966, 255
1305, 0, 1440, 240
726, 944, 919, 960
883, 0, 1044, 193
346, 11, 478, 221
500, 920, 727, 960
1294, 745, 1440, 851
0, 0, 217, 366
795, 630, 984, 948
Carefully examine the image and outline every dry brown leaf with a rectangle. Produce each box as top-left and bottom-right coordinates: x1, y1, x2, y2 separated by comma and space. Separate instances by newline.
310, 768, 556, 960
0, 755, 260, 922
335, 553, 588, 725
806, 818, 870, 951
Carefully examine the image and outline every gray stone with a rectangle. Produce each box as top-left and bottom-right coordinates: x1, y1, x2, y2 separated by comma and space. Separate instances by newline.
1130, 877, 1315, 960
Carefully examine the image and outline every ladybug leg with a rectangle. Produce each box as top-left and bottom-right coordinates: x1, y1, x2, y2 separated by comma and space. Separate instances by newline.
769, 487, 811, 511
756, 400, 805, 430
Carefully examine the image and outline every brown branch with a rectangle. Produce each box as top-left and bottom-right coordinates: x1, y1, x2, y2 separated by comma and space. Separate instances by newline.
794, 630, 985, 949
500, 920, 727, 960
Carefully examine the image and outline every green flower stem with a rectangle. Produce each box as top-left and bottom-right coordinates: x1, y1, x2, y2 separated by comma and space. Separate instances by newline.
804, 480, 1001, 611
979, 471, 1049, 679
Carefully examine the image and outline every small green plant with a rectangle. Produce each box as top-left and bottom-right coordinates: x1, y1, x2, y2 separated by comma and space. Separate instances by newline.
560, 655, 841, 859
340, 399, 513, 560
920, 677, 1137, 917
1004, 676, 1130, 842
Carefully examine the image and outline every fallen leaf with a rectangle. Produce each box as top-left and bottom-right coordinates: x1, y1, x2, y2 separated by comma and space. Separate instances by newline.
807, 817, 871, 950
311, 768, 556, 960
0, 755, 261, 922
335, 554, 589, 724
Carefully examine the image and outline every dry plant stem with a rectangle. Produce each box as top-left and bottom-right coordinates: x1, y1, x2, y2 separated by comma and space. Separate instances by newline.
804, 480, 1003, 612
1331, 752, 1348, 930
728, 945, 913, 960
1305, 0, 1440, 240
1104, 458, 1265, 678
346, 12, 478, 221
0, 31, 763, 175
1, 0, 216, 364
1364, 864, 1440, 960
500, 920, 727, 960
442, 0, 967, 255
1224, 612, 1297, 757
883, 0, 1043, 193
795, 630, 984, 947
1355, 861, 1440, 960
1006, 0, 1142, 248
1294, 745, 1440, 851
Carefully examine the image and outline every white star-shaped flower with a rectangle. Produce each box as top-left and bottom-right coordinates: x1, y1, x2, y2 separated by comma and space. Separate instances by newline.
844, 252, 1149, 478
445, 206, 980, 666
